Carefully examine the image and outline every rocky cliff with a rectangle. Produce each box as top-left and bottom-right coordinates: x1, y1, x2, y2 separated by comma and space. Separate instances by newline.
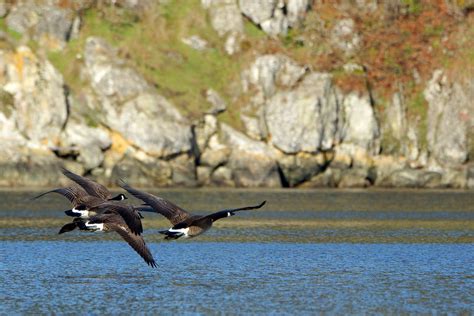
0, 0, 473, 188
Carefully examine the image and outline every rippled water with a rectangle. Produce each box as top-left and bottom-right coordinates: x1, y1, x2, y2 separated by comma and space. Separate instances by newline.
1, 189, 473, 314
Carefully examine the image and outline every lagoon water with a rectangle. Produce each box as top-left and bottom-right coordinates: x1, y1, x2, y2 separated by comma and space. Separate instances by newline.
1, 189, 473, 314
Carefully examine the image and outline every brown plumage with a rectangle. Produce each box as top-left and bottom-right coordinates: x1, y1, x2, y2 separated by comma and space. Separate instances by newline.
60, 167, 123, 201
33, 184, 107, 209
119, 181, 266, 239
33, 170, 141, 235
77, 212, 157, 268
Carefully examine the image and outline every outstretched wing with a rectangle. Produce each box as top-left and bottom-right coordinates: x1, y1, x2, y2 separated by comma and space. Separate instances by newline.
204, 201, 267, 222
32, 185, 89, 207
92, 202, 143, 236
62, 167, 112, 200
119, 181, 191, 225
108, 219, 157, 268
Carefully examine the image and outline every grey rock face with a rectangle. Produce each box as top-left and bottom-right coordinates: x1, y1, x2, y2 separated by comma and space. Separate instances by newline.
265, 73, 340, 153
1, 46, 67, 144
0, 115, 23, 145
211, 166, 234, 186
340, 93, 380, 153
107, 94, 191, 157
181, 35, 208, 51
84, 37, 192, 158
379, 169, 442, 188
260, 6, 288, 36
238, 0, 277, 24
239, 0, 288, 36
194, 114, 218, 153
405, 125, 422, 165
59, 122, 112, 170
203, 0, 243, 54
204, 0, 244, 36
111, 152, 172, 187
0, 145, 62, 187
371, 155, 407, 186
277, 152, 325, 187
197, 166, 212, 185
338, 168, 370, 188
200, 148, 230, 168
286, 0, 310, 27
468, 164, 474, 189
0, 46, 66, 187
438, 168, 468, 189
300, 168, 341, 188
205, 89, 227, 114
385, 92, 407, 146
170, 154, 197, 187
242, 54, 306, 99
6, 4, 75, 50
424, 70, 469, 167
84, 37, 150, 103
221, 124, 281, 187
241, 114, 266, 140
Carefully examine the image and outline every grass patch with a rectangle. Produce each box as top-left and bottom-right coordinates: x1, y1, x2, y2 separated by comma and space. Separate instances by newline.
47, 0, 244, 123
0, 17, 22, 42
406, 90, 428, 150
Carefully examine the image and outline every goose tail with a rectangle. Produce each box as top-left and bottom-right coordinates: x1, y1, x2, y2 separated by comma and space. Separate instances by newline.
159, 229, 183, 240
58, 222, 78, 234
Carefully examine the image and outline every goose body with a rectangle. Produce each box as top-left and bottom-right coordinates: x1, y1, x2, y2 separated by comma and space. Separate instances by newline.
33, 169, 144, 235
74, 212, 157, 268
59, 202, 144, 236
34, 167, 127, 214
61, 167, 127, 202
119, 181, 266, 240
33, 168, 156, 268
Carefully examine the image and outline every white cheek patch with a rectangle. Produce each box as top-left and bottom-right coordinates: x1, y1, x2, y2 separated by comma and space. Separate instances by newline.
72, 208, 89, 219
227, 212, 231, 217
85, 222, 104, 231
168, 227, 190, 237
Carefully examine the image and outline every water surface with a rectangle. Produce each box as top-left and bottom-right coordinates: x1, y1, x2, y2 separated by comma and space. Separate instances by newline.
1, 189, 473, 314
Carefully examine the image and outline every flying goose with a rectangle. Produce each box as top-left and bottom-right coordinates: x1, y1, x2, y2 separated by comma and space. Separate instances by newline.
72, 210, 157, 268
34, 168, 127, 218
33, 170, 144, 235
34, 185, 115, 218
60, 167, 127, 202
119, 182, 266, 239
57, 201, 145, 236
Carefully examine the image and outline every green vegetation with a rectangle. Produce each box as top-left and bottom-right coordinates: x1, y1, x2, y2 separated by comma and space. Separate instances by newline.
47, 1, 243, 122
0, 17, 22, 41
0, 89, 14, 117
402, 0, 423, 15
407, 90, 429, 150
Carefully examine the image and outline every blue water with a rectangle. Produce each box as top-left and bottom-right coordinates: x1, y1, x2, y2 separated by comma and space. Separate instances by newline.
1, 241, 473, 314
1, 189, 473, 314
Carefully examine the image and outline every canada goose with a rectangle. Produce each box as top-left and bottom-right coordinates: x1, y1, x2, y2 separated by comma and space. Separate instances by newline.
69, 211, 157, 268
119, 181, 266, 240
34, 181, 144, 235
61, 167, 127, 202
57, 201, 144, 236
34, 185, 113, 218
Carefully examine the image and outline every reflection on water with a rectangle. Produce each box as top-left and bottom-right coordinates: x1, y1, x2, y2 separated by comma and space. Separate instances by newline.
0, 189, 473, 314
